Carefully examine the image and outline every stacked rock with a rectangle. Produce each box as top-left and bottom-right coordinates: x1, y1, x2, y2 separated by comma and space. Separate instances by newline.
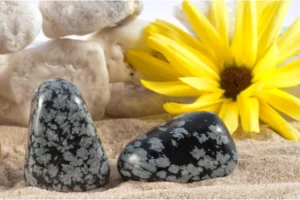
39, 1, 143, 38
0, 2, 42, 54
0, 39, 110, 126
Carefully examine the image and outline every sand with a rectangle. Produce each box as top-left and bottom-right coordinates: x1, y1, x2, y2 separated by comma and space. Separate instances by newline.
1, 114, 300, 199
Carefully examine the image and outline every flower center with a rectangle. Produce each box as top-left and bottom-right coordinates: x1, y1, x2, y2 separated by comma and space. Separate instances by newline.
220, 67, 252, 99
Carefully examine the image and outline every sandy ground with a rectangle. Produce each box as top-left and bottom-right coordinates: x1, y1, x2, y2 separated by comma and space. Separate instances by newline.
1, 114, 300, 199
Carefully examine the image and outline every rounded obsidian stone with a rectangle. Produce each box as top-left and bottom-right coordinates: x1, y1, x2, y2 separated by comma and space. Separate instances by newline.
24, 79, 110, 192
117, 112, 238, 183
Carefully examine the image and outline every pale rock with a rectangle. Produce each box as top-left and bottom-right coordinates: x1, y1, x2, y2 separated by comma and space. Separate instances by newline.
0, 1, 42, 54
106, 82, 195, 118
174, 0, 236, 41
0, 39, 109, 126
39, 1, 143, 39
90, 19, 150, 83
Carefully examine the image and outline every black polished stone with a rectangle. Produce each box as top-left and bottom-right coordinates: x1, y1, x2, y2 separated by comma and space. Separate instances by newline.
24, 79, 110, 192
117, 112, 238, 183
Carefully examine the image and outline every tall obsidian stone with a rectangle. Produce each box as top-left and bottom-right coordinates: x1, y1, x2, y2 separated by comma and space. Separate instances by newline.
117, 112, 238, 183
24, 79, 109, 192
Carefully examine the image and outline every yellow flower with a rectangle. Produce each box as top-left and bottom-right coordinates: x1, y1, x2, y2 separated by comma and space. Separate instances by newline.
126, 0, 300, 140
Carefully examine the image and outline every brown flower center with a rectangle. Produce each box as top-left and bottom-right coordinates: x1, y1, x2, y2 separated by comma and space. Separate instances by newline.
220, 67, 252, 99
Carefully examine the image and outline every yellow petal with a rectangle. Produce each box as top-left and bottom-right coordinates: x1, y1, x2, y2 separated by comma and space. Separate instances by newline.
147, 22, 221, 73
241, 82, 265, 97
166, 102, 222, 115
262, 58, 300, 88
164, 101, 222, 115
237, 93, 260, 133
152, 20, 200, 47
257, 1, 290, 59
194, 103, 221, 114
147, 35, 193, 76
126, 50, 181, 81
151, 50, 168, 62
146, 24, 178, 48
147, 34, 173, 55
218, 99, 239, 134
252, 43, 278, 82
149, 20, 216, 60
259, 100, 300, 140
164, 92, 224, 114
141, 80, 201, 97
164, 41, 220, 80
146, 23, 194, 51
165, 42, 220, 80
277, 17, 300, 65
260, 88, 300, 121
209, 0, 229, 46
256, 1, 270, 16
179, 77, 221, 92
208, 0, 234, 66
182, 0, 226, 59
231, 0, 258, 67
180, 44, 221, 74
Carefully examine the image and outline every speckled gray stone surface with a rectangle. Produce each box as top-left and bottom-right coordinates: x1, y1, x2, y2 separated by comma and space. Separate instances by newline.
24, 79, 109, 192
117, 112, 238, 183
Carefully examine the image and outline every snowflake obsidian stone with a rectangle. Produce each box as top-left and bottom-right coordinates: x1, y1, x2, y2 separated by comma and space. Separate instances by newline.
24, 79, 110, 192
117, 112, 238, 183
